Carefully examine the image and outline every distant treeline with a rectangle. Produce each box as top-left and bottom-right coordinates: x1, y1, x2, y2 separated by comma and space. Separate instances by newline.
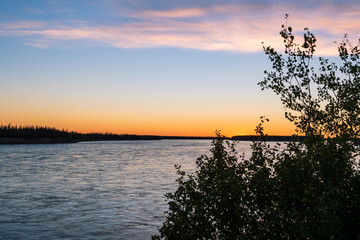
0, 124, 162, 144
0, 124, 217, 144
1, 124, 308, 144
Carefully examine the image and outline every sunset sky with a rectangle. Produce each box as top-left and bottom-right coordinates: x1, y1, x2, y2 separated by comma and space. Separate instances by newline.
1, 0, 360, 136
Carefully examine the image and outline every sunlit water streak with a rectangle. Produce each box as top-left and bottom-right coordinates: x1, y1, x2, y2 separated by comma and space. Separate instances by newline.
0, 140, 254, 239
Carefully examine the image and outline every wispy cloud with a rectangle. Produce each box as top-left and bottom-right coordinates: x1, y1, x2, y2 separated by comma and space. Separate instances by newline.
139, 8, 207, 18
25, 40, 51, 48
0, 19, 276, 52
0, 20, 48, 30
1, 2, 359, 55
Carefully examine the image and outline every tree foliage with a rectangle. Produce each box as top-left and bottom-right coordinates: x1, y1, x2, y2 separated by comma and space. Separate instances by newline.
261, 20, 360, 140
153, 21, 360, 239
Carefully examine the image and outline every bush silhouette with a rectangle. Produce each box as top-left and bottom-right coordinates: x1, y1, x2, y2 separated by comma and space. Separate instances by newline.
153, 20, 360, 239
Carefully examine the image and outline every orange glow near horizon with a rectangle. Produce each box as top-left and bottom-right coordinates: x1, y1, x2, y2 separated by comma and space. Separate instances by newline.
0, 85, 297, 137
0, 120, 296, 137
0, 106, 296, 137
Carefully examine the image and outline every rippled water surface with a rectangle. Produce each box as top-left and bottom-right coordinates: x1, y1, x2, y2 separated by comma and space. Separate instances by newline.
0, 140, 253, 239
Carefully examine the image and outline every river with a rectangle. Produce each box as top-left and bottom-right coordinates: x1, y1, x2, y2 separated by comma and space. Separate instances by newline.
0, 140, 254, 239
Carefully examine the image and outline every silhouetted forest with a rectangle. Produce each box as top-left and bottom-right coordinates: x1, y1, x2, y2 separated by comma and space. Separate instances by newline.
0, 124, 217, 144
0, 124, 162, 144
1, 124, 311, 145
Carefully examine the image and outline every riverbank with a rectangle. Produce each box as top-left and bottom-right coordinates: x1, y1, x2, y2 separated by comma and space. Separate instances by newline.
0, 138, 79, 144
0, 136, 217, 144
0, 135, 301, 144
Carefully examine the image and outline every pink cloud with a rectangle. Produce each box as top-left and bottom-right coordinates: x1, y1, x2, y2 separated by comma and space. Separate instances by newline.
25, 41, 50, 48
0, 21, 47, 30
139, 8, 207, 18
0, 3, 359, 56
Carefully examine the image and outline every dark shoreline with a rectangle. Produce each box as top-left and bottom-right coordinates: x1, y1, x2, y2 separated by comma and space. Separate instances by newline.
0, 136, 217, 144
0, 138, 79, 144
0, 135, 302, 145
231, 135, 306, 142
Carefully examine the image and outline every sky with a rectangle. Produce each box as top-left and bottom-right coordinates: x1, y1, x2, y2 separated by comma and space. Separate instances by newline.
1, 0, 360, 136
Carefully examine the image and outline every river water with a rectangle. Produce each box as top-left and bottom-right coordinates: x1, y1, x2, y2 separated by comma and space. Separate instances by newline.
0, 140, 253, 239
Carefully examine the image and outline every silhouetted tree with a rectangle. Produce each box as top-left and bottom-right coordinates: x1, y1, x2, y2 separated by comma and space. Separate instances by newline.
153, 20, 360, 239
